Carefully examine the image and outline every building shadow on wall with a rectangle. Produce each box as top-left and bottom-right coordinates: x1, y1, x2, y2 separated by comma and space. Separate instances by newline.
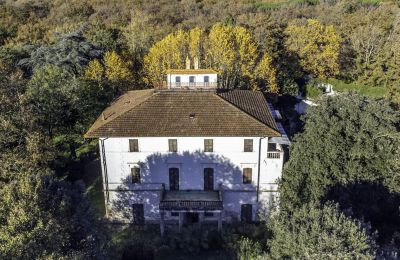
323, 182, 400, 248
110, 150, 259, 223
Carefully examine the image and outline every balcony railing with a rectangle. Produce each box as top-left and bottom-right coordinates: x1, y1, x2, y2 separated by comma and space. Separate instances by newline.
159, 184, 223, 211
267, 152, 281, 159
159, 200, 223, 211
164, 82, 218, 90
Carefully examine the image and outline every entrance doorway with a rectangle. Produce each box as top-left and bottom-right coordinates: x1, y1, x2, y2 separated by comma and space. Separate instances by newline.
186, 213, 199, 224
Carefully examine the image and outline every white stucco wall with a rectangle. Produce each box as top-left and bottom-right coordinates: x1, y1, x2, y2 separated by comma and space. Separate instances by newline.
167, 73, 218, 83
100, 136, 284, 222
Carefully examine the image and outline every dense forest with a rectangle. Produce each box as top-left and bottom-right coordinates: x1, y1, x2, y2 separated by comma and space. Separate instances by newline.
0, 0, 399, 259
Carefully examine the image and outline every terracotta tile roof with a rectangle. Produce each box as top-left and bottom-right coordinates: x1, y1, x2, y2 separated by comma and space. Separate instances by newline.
166, 69, 218, 74
217, 90, 278, 132
85, 89, 281, 138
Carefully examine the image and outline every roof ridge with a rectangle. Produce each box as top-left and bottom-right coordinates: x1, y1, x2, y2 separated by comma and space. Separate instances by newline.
214, 92, 280, 136
215, 89, 281, 134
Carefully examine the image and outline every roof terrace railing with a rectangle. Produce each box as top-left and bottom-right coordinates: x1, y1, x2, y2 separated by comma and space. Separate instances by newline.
163, 82, 218, 90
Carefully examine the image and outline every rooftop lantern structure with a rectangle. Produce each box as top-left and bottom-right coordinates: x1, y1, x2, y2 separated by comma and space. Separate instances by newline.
165, 56, 218, 90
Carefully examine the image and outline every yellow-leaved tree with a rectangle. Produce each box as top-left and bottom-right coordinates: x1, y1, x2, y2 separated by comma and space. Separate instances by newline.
285, 19, 342, 78
83, 59, 103, 81
144, 24, 261, 89
104, 51, 133, 82
143, 29, 189, 86
256, 52, 279, 93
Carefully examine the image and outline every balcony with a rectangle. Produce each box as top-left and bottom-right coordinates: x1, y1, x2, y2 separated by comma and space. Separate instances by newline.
267, 151, 282, 159
159, 187, 223, 211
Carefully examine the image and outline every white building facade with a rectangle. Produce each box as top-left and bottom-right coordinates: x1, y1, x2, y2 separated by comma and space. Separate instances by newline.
86, 70, 288, 234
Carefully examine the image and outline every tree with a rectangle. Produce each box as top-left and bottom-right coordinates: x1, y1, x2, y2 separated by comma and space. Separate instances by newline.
18, 28, 103, 75
267, 203, 374, 259
281, 93, 400, 209
143, 29, 189, 86
83, 59, 104, 81
256, 52, 279, 93
0, 171, 108, 259
104, 51, 133, 82
206, 23, 259, 88
143, 24, 259, 89
26, 65, 79, 138
285, 19, 342, 78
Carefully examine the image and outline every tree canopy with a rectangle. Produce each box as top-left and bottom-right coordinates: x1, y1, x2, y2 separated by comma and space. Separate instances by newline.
267, 203, 374, 259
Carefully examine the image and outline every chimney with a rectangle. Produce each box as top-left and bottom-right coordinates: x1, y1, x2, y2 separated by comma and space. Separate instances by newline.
193, 56, 199, 69
185, 56, 191, 69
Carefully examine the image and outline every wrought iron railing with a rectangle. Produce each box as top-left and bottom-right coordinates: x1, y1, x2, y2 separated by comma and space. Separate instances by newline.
159, 200, 223, 210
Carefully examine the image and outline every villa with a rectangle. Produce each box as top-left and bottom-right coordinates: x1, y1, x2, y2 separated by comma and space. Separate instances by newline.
85, 62, 289, 234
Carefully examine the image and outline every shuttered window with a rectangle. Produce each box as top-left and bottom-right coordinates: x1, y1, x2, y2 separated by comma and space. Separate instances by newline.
244, 139, 253, 152
129, 139, 139, 152
131, 167, 141, 183
168, 139, 177, 152
243, 168, 252, 184
204, 139, 213, 152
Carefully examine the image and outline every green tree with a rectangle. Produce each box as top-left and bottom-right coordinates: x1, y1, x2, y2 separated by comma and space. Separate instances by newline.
280, 93, 400, 209
267, 203, 375, 259
0, 171, 108, 259
18, 28, 103, 75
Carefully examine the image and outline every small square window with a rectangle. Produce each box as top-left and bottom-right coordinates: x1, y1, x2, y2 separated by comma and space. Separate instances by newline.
244, 139, 253, 152
204, 139, 213, 152
268, 143, 277, 152
168, 139, 177, 152
131, 167, 141, 183
129, 139, 139, 152
243, 168, 252, 184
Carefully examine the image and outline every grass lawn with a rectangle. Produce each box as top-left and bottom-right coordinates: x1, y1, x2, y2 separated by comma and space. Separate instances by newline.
326, 78, 389, 98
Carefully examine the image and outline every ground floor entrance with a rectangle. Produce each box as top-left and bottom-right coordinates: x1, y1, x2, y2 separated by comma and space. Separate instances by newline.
186, 212, 199, 224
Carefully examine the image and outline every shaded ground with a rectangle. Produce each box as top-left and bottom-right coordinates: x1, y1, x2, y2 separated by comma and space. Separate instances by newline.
83, 159, 106, 216
108, 224, 233, 259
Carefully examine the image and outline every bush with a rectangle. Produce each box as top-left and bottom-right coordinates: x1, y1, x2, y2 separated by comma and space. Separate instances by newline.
238, 237, 264, 260
267, 203, 375, 259
121, 241, 154, 260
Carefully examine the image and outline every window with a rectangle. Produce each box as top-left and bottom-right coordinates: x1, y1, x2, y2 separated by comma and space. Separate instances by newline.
244, 139, 253, 152
189, 76, 195, 83
204, 212, 214, 217
131, 167, 141, 183
241, 204, 252, 223
169, 168, 179, 190
204, 76, 209, 82
132, 204, 144, 225
129, 139, 139, 152
168, 139, 177, 152
243, 168, 252, 184
204, 139, 213, 152
171, 212, 179, 217
268, 143, 277, 152
175, 76, 181, 83
204, 168, 214, 191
